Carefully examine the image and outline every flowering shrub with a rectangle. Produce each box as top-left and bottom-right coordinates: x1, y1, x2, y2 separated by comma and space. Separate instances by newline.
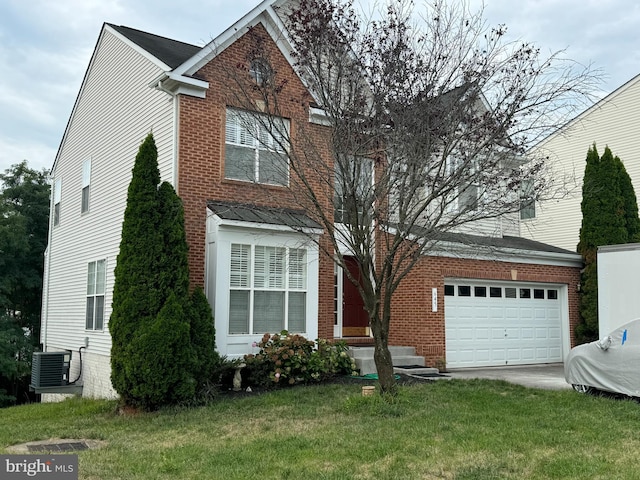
244, 332, 359, 388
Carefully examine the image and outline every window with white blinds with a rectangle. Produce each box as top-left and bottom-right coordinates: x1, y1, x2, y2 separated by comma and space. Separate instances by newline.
224, 108, 289, 186
229, 243, 307, 335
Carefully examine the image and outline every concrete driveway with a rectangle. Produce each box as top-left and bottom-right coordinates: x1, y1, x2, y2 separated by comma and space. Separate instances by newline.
446, 363, 571, 390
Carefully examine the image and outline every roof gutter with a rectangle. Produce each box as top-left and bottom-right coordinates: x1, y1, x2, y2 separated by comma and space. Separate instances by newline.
149, 72, 209, 98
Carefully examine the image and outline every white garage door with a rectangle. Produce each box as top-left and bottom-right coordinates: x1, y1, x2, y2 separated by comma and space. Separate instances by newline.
445, 281, 563, 368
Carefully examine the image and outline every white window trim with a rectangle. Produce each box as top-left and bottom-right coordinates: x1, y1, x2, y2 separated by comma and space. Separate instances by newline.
334, 156, 374, 224
229, 243, 308, 335
208, 225, 319, 358
86, 259, 106, 331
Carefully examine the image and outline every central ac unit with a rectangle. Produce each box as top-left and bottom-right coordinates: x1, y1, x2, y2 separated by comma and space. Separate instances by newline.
30, 351, 72, 389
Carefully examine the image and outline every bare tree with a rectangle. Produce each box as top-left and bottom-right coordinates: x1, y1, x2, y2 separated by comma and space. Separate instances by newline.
223, 0, 598, 394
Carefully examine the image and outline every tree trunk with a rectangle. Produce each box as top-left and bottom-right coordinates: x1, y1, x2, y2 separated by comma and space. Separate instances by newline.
370, 319, 398, 396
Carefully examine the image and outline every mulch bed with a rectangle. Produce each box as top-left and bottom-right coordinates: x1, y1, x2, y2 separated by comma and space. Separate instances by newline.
216, 372, 431, 398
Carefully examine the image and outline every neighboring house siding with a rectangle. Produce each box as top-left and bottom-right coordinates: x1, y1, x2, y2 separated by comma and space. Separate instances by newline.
390, 254, 581, 367
523, 74, 640, 251
453, 214, 520, 238
42, 26, 175, 397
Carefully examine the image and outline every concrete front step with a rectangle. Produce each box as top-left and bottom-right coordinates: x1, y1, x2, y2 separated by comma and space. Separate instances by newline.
348, 346, 418, 359
348, 346, 427, 375
393, 366, 440, 375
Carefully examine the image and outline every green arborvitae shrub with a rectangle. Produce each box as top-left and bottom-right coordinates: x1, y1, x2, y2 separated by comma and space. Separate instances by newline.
615, 155, 640, 242
126, 293, 196, 410
157, 182, 190, 301
576, 145, 640, 343
189, 287, 220, 386
110, 133, 165, 400
110, 133, 218, 409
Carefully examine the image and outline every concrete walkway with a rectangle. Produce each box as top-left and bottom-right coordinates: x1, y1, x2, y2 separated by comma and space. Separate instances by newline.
445, 363, 571, 390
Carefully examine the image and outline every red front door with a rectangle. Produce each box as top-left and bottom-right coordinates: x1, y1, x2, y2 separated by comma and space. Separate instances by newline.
342, 256, 369, 337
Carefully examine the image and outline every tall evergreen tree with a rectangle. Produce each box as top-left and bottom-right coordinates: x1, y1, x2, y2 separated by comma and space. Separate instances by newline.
110, 134, 166, 400
576, 145, 640, 342
110, 133, 218, 409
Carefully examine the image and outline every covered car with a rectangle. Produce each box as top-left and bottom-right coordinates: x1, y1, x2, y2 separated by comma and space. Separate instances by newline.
565, 319, 640, 397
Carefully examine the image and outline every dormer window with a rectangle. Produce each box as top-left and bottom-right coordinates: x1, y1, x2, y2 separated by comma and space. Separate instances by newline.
249, 58, 273, 87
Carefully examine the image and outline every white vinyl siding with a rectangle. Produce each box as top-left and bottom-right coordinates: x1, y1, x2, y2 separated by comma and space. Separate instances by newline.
224, 108, 289, 186
525, 75, 640, 251
42, 25, 175, 361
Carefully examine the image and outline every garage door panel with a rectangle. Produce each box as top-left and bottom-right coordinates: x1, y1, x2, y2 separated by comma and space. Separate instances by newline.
491, 328, 506, 340
520, 348, 535, 362
446, 280, 564, 368
520, 327, 534, 339
475, 328, 490, 340
505, 307, 518, 319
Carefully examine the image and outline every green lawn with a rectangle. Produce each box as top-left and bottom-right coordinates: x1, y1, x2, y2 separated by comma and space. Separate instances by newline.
2, 379, 639, 479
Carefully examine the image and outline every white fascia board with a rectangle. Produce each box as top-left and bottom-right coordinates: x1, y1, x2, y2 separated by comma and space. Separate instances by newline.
171, 1, 323, 105
54, 24, 169, 173
105, 24, 172, 71
427, 240, 583, 267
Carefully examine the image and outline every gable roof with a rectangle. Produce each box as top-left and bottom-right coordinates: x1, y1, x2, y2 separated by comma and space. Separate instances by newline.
107, 24, 201, 69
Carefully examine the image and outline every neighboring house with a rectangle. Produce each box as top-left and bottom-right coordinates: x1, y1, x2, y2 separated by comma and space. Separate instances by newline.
41, 0, 582, 400
523, 74, 640, 252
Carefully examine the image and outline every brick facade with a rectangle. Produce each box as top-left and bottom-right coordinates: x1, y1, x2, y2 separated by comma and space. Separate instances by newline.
176, 26, 336, 341
174, 26, 581, 366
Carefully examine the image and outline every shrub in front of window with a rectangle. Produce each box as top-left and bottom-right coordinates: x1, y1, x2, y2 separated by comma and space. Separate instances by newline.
244, 332, 358, 387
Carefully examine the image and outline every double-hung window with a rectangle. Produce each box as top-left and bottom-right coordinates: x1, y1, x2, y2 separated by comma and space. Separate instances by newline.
520, 179, 535, 220
86, 259, 106, 330
81, 159, 91, 214
53, 178, 61, 226
444, 156, 478, 213
229, 244, 307, 334
224, 108, 289, 186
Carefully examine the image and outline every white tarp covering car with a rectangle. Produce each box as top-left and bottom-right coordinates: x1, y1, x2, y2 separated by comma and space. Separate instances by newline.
565, 319, 640, 397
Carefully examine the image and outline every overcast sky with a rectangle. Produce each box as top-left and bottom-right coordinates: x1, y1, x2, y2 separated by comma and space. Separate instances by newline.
1, 0, 639, 176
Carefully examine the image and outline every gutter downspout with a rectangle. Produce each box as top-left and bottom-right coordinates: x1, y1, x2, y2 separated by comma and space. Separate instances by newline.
154, 80, 179, 192
41, 175, 56, 350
